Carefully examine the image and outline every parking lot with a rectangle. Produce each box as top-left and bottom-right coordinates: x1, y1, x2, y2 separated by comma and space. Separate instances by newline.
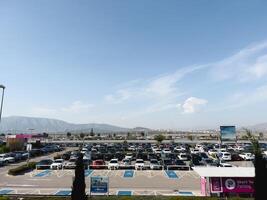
0, 141, 265, 196
0, 168, 201, 196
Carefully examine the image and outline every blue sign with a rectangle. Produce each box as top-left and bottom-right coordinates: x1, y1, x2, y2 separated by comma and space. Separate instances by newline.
220, 126, 236, 142
90, 176, 109, 193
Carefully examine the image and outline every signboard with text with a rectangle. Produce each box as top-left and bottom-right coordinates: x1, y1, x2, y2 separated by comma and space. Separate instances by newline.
210, 177, 254, 194
90, 176, 109, 194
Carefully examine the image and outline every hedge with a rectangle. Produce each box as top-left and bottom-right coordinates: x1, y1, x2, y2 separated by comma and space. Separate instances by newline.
8, 162, 37, 176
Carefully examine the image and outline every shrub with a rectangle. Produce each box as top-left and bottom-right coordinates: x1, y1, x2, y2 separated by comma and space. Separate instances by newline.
8, 162, 36, 176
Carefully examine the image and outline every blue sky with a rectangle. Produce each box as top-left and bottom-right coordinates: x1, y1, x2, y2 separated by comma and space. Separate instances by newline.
1, 0, 267, 130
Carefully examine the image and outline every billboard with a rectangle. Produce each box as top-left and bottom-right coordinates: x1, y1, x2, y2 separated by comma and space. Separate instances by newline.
90, 176, 109, 194
220, 126, 236, 142
210, 177, 254, 194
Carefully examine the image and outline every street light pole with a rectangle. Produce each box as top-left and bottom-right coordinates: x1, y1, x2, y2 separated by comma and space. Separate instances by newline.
0, 85, 5, 124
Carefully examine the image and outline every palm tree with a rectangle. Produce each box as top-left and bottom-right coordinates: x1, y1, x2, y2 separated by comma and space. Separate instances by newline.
71, 153, 86, 200
245, 129, 267, 199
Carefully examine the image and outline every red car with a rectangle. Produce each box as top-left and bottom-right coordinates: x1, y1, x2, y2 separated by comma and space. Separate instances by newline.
91, 160, 106, 169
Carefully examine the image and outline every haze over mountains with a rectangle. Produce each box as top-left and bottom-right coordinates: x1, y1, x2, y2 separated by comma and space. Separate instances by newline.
0, 116, 132, 133
0, 116, 267, 134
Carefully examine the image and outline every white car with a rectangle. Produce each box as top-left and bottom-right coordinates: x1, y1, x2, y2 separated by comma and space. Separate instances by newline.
219, 160, 233, 167
0, 154, 15, 163
174, 146, 186, 152
239, 153, 255, 161
50, 159, 64, 170
125, 153, 133, 161
128, 146, 136, 151
178, 153, 188, 161
162, 148, 171, 154
154, 149, 162, 154
150, 159, 161, 170
190, 149, 200, 154
220, 152, 232, 161
108, 159, 119, 170
135, 159, 145, 170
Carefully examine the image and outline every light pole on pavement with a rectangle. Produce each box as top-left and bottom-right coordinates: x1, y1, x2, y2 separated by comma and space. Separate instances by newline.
0, 84, 5, 124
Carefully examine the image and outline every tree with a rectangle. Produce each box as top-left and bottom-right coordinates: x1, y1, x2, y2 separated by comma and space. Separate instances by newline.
71, 153, 86, 200
140, 132, 145, 137
97, 133, 100, 137
245, 129, 267, 199
80, 133, 85, 139
187, 134, 194, 141
113, 133, 116, 138
90, 128, 95, 137
154, 134, 165, 144
258, 132, 263, 140
67, 132, 71, 138
42, 132, 49, 138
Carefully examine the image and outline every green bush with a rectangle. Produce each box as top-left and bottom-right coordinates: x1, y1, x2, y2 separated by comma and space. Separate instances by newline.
0, 197, 9, 200
8, 162, 36, 176
0, 145, 10, 153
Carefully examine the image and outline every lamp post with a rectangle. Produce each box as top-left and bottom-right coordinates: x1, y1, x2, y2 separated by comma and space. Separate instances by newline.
0, 84, 5, 124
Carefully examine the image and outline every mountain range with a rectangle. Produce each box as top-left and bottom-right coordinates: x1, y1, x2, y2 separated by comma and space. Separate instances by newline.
0, 116, 267, 134
0, 116, 133, 133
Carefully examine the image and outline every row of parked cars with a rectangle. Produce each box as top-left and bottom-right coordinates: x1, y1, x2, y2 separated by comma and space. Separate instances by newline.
0, 145, 63, 167
35, 141, 267, 170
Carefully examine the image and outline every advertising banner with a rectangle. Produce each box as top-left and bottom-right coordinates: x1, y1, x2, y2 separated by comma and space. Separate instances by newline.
90, 176, 109, 194
210, 177, 222, 193
220, 126, 236, 142
222, 177, 254, 193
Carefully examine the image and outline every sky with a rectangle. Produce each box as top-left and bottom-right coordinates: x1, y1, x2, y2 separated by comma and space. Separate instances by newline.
1, 0, 267, 130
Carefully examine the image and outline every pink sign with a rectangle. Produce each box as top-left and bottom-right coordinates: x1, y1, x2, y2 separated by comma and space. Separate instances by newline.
210, 177, 222, 193
222, 177, 254, 193
15, 134, 32, 139
201, 177, 207, 196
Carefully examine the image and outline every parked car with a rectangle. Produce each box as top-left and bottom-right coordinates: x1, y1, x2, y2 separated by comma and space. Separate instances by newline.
219, 160, 233, 167
178, 153, 189, 161
91, 160, 105, 169
149, 159, 161, 170
64, 158, 77, 169
0, 154, 15, 163
231, 153, 244, 161
36, 159, 53, 169
239, 153, 255, 161
162, 148, 171, 154
50, 159, 64, 170
135, 159, 145, 170
108, 159, 119, 170
219, 152, 231, 161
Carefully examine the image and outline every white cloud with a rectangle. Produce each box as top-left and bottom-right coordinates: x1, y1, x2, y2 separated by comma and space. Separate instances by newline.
209, 41, 267, 81
182, 97, 208, 113
105, 65, 204, 104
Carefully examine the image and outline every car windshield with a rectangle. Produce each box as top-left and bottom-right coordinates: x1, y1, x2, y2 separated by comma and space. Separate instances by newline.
110, 160, 117, 163
136, 160, 144, 163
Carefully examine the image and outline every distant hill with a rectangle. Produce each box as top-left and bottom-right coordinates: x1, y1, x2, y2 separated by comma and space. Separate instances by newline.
247, 122, 267, 132
0, 116, 131, 133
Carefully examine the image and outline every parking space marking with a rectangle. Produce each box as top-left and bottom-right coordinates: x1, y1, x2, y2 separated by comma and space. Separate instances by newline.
84, 169, 93, 177
34, 170, 51, 177
123, 170, 134, 178
117, 190, 132, 196
0, 189, 13, 195
165, 170, 178, 179
55, 190, 72, 196
178, 191, 194, 196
